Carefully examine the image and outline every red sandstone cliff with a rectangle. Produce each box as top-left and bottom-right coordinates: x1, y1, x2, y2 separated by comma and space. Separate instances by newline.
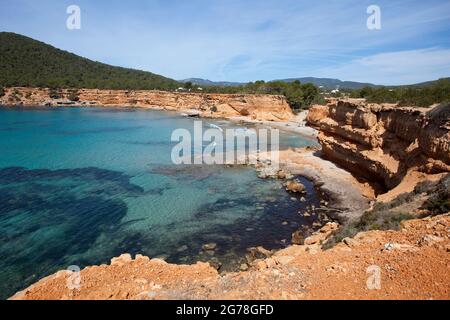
0, 87, 294, 121
307, 99, 450, 191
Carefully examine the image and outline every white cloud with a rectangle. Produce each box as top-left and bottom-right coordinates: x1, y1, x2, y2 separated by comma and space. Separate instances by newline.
2, 0, 450, 84
315, 48, 450, 85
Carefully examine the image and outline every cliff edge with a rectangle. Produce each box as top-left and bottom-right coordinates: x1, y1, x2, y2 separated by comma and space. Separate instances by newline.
10, 214, 450, 300
307, 99, 450, 192
0, 87, 294, 122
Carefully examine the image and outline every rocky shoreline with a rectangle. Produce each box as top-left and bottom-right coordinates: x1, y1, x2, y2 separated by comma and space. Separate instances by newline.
254, 147, 373, 224
11, 213, 450, 300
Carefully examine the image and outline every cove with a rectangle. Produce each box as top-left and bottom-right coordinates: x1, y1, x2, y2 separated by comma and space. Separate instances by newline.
0, 106, 319, 299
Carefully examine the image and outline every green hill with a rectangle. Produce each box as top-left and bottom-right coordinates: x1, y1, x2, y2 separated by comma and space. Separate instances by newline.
350, 78, 450, 107
0, 32, 180, 90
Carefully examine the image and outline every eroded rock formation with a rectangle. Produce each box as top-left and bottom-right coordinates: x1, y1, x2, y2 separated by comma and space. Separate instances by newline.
0, 87, 294, 121
307, 99, 450, 191
11, 214, 450, 300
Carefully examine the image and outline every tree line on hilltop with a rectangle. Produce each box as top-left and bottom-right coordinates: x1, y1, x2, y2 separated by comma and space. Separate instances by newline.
326, 78, 450, 108
188, 80, 325, 110
0, 32, 180, 91
1, 32, 449, 110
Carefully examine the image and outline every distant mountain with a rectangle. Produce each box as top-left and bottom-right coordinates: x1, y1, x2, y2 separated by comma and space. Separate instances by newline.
180, 77, 377, 89
279, 77, 450, 90
0, 32, 180, 90
179, 78, 243, 87
275, 77, 377, 90
403, 78, 450, 88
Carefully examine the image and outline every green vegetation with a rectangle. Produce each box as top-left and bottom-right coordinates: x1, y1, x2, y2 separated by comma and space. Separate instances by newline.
48, 88, 62, 99
2, 31, 448, 109
183, 81, 193, 90
424, 193, 450, 215
8, 88, 21, 103
323, 210, 414, 250
0, 32, 180, 91
422, 175, 450, 215
202, 80, 325, 110
67, 89, 79, 102
358, 210, 414, 231
0, 32, 324, 110
348, 78, 450, 107
323, 175, 449, 249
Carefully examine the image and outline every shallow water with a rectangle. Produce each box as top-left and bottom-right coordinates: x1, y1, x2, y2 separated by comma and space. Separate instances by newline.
0, 107, 319, 299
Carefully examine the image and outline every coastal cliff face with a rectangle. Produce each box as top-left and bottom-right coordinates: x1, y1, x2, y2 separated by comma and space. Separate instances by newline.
0, 87, 294, 121
307, 99, 450, 190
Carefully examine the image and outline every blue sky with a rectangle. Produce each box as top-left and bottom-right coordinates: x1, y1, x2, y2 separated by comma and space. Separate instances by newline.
1, 0, 449, 85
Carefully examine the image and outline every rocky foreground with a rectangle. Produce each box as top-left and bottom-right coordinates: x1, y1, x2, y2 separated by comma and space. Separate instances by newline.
0, 87, 293, 121
11, 214, 450, 300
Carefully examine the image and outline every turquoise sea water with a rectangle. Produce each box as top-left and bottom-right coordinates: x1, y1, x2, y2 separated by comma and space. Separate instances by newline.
0, 107, 319, 299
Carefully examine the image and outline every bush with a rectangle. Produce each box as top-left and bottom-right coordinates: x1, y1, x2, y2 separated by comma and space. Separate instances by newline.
0, 86, 4, 97
9, 89, 21, 102
323, 211, 413, 249
49, 88, 61, 99
324, 175, 449, 249
67, 89, 79, 101
350, 78, 450, 107
239, 108, 250, 116
424, 195, 450, 215
422, 175, 450, 215
357, 211, 413, 231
